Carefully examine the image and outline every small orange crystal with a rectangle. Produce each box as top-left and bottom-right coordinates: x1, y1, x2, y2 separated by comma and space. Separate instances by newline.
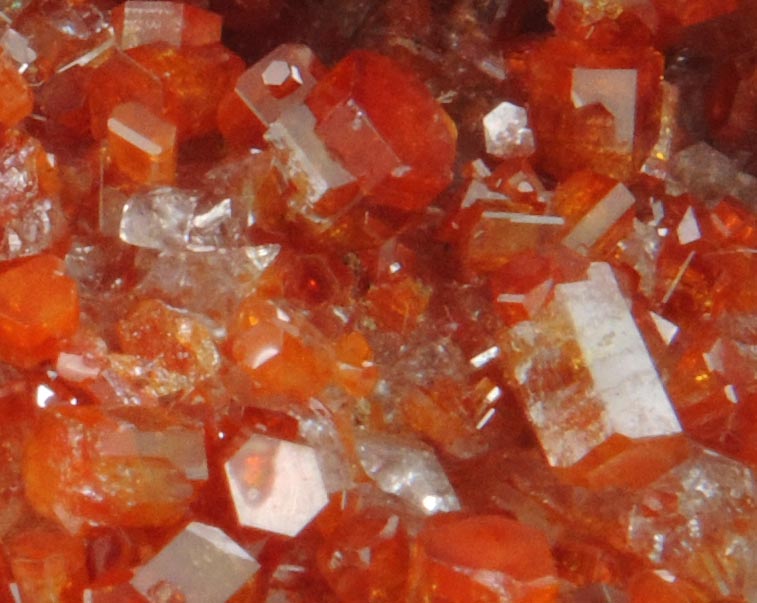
0, 254, 79, 368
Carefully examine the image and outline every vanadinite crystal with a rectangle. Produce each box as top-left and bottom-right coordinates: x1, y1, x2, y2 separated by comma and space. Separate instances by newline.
1, 0, 756, 601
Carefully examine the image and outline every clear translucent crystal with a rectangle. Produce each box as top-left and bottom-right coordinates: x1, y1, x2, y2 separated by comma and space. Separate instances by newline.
356, 432, 460, 515
137, 245, 280, 319
119, 187, 198, 250
627, 447, 757, 599
131, 521, 260, 603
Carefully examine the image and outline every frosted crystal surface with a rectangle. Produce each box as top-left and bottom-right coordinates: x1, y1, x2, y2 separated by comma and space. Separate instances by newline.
572, 68, 637, 149
225, 434, 329, 537
119, 187, 198, 250
131, 521, 259, 603
356, 433, 460, 515
669, 142, 757, 204
627, 447, 757, 599
483, 101, 535, 158
0, 136, 61, 260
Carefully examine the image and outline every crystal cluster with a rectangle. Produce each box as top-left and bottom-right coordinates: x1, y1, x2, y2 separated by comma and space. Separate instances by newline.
0, 0, 755, 602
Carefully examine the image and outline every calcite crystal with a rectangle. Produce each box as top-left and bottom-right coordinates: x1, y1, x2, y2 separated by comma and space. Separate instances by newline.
0, 0, 756, 602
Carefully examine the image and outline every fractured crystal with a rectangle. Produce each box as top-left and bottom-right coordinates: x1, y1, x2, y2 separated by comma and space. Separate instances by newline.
356, 432, 460, 515
119, 187, 198, 250
131, 521, 260, 603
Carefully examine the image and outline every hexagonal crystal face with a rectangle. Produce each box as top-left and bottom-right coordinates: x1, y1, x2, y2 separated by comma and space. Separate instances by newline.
131, 522, 259, 603
224, 434, 328, 537
262, 60, 304, 98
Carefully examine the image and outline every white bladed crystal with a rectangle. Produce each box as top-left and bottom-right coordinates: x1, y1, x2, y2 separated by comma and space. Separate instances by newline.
562, 182, 635, 253
225, 434, 329, 537
131, 522, 259, 603
356, 433, 460, 515
505, 262, 681, 467
676, 206, 701, 245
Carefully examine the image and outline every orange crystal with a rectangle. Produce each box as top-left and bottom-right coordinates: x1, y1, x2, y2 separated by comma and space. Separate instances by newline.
107, 101, 177, 184
307, 50, 457, 212
0, 254, 78, 368
23, 406, 195, 530
411, 514, 558, 603
112, 1, 222, 50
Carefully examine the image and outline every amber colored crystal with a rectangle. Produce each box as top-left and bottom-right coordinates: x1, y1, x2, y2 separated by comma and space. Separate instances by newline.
6, 528, 87, 603
307, 50, 457, 212
230, 297, 332, 401
116, 298, 220, 382
0, 255, 78, 368
1, 0, 757, 601
23, 406, 194, 530
411, 514, 558, 603
89, 43, 244, 142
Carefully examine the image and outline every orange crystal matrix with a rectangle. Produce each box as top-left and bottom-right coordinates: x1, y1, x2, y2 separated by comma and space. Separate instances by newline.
0, 0, 756, 601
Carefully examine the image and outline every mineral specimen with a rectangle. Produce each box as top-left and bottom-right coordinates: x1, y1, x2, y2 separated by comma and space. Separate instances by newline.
0, 0, 755, 601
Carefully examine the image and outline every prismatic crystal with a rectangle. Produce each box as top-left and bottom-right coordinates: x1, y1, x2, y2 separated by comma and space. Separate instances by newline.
0, 0, 756, 602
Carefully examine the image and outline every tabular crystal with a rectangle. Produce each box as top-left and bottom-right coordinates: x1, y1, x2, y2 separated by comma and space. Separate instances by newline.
107, 101, 177, 184
224, 434, 329, 537
112, 1, 222, 50
0, 254, 79, 368
131, 521, 260, 603
503, 262, 681, 466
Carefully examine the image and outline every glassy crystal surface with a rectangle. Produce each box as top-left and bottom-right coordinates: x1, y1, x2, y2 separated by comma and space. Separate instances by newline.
356, 433, 460, 515
131, 521, 260, 603
504, 262, 681, 466
225, 434, 329, 536
483, 101, 535, 158
119, 187, 198, 250
627, 446, 757, 599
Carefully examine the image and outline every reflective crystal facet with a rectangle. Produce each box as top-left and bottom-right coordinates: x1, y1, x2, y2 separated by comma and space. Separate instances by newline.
131, 522, 260, 603
356, 433, 460, 515
225, 434, 329, 536
504, 262, 681, 466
